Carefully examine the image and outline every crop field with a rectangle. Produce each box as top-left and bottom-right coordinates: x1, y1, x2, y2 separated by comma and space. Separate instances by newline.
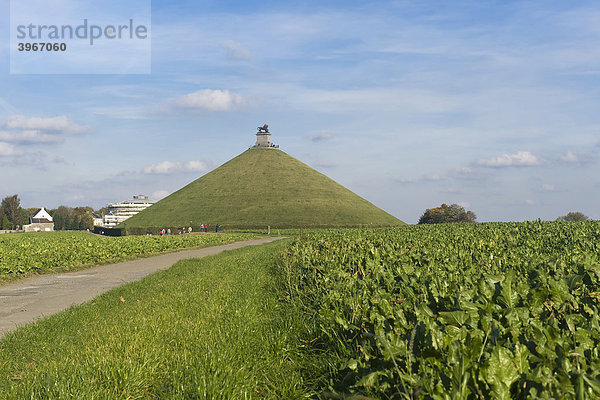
1, 222, 600, 399
0, 231, 255, 277
281, 221, 600, 399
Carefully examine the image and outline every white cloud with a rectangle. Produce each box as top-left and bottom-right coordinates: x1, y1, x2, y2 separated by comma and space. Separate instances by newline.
143, 160, 211, 175
173, 89, 253, 112
424, 173, 442, 181
541, 183, 556, 191
0, 142, 20, 156
477, 151, 539, 167
393, 173, 444, 184
1, 115, 90, 134
525, 199, 536, 206
184, 160, 209, 172
0, 130, 64, 144
289, 87, 458, 114
396, 177, 416, 183
442, 187, 460, 194
561, 150, 580, 163
65, 194, 85, 202
311, 160, 335, 168
454, 166, 473, 175
151, 190, 170, 200
221, 39, 252, 60
311, 130, 333, 142
0, 115, 90, 158
457, 201, 471, 208
89, 106, 148, 120
143, 161, 180, 174
450, 166, 484, 181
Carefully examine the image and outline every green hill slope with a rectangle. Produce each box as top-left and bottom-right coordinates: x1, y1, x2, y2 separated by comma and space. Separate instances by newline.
122, 149, 403, 229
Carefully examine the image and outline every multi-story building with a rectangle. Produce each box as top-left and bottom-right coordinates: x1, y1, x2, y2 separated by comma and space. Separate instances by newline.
98, 195, 155, 227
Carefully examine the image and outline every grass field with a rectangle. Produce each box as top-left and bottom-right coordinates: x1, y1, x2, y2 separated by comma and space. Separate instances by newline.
0, 231, 256, 279
0, 240, 331, 398
122, 148, 403, 229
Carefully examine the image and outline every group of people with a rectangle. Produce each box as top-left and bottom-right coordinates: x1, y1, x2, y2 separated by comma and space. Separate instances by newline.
198, 224, 223, 232
154, 224, 222, 236
156, 226, 193, 236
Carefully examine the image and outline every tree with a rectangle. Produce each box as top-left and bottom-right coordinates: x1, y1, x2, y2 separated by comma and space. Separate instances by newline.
48, 206, 95, 230
0, 194, 22, 229
25, 207, 39, 220
418, 203, 477, 224
50, 206, 73, 230
1, 215, 9, 230
73, 207, 94, 230
557, 212, 588, 222
20, 208, 31, 226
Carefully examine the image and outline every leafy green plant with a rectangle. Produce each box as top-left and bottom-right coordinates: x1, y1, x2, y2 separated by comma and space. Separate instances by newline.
0, 231, 255, 276
281, 222, 600, 399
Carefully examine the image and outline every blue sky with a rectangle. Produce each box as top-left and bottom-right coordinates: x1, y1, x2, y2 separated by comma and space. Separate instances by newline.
1, 0, 599, 223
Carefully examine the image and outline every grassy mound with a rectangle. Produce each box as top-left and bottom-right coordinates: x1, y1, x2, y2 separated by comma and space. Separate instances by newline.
122, 149, 403, 229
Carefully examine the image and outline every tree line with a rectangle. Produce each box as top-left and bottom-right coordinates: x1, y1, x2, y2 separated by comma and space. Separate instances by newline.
1, 194, 99, 231
418, 203, 477, 224
417, 203, 590, 224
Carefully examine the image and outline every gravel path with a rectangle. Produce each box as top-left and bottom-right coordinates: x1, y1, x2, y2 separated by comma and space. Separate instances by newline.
0, 237, 285, 338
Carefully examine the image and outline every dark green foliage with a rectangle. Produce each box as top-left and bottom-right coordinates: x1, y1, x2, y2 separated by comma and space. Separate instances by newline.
48, 206, 95, 231
418, 203, 477, 224
19, 208, 30, 226
282, 222, 600, 399
0, 194, 21, 229
1, 215, 9, 230
49, 206, 71, 230
558, 212, 589, 222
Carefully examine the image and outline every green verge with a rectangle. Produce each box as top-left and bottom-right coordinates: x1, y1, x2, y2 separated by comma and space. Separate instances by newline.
0, 239, 330, 398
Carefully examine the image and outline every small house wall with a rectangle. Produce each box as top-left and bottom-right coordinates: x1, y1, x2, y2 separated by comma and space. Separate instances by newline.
23, 222, 54, 232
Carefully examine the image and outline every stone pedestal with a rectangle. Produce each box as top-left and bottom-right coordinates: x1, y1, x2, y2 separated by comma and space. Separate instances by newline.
254, 132, 272, 147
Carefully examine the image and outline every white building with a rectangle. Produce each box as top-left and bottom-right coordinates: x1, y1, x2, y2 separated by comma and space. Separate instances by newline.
23, 208, 54, 232
98, 195, 155, 227
92, 213, 103, 227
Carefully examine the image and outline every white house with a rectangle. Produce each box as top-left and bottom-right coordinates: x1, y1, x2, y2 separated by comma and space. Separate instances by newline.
23, 208, 54, 232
